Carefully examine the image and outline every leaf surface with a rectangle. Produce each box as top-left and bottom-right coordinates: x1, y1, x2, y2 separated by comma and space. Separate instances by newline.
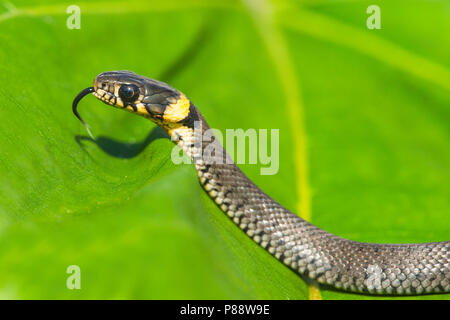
0, 0, 447, 299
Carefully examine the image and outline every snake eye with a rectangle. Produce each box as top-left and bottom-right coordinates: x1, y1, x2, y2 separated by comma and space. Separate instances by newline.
119, 84, 140, 103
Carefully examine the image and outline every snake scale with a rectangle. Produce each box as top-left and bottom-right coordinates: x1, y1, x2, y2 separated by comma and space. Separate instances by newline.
73, 70, 449, 295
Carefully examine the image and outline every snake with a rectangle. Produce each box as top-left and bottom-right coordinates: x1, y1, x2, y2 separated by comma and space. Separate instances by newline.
73, 70, 449, 295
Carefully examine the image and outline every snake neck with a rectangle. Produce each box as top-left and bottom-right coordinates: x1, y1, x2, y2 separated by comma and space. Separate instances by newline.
168, 103, 268, 218
166, 103, 231, 165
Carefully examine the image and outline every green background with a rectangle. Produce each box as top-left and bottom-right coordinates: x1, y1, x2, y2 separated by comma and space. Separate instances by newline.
0, 0, 448, 299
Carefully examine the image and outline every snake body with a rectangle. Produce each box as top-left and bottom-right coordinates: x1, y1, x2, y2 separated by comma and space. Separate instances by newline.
73, 71, 449, 295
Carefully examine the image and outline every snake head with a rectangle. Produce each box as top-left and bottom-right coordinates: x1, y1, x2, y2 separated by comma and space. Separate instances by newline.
73, 70, 195, 138
92, 70, 191, 123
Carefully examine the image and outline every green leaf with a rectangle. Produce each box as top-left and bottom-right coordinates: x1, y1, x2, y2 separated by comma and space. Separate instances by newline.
0, 0, 448, 299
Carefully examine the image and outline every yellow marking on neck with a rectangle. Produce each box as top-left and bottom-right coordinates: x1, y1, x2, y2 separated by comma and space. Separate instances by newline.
157, 122, 195, 153
150, 118, 188, 142
166, 123, 181, 136
163, 94, 190, 122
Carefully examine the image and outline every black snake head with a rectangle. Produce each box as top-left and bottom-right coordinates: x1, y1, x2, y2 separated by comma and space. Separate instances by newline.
73, 70, 193, 134
93, 70, 191, 123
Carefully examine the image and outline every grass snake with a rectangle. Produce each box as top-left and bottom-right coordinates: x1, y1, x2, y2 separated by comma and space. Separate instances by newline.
73, 70, 449, 295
